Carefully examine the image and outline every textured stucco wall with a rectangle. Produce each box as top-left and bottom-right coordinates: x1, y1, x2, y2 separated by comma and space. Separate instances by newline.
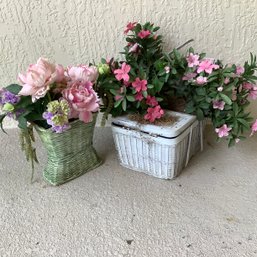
1, 0, 257, 127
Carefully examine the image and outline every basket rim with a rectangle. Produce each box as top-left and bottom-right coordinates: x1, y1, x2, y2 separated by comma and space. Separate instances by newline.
34, 113, 98, 133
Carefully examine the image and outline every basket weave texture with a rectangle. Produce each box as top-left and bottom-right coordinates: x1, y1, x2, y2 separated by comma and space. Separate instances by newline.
35, 116, 101, 185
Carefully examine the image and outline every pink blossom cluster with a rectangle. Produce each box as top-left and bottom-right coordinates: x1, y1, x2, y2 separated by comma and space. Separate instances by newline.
184, 53, 220, 85
113, 61, 164, 122
18, 58, 100, 124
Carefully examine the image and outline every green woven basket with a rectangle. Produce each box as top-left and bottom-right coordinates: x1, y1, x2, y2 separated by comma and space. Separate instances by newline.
35, 116, 101, 186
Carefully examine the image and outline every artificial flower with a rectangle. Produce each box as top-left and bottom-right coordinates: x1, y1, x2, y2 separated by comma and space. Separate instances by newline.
66, 65, 98, 83
18, 57, 57, 102
249, 86, 257, 100
42, 99, 70, 133
215, 124, 231, 138
186, 53, 199, 67
196, 76, 207, 85
236, 65, 245, 75
138, 30, 151, 39
55, 64, 66, 83
224, 77, 230, 84
251, 119, 257, 136
144, 105, 164, 122
146, 95, 158, 106
0, 89, 20, 105
164, 66, 170, 73
212, 100, 225, 110
124, 22, 137, 34
129, 43, 139, 53
132, 78, 147, 92
62, 81, 99, 123
135, 92, 144, 101
182, 72, 197, 81
113, 62, 131, 82
197, 59, 219, 74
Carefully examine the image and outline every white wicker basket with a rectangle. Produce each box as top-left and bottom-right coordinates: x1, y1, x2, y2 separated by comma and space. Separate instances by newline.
112, 111, 205, 179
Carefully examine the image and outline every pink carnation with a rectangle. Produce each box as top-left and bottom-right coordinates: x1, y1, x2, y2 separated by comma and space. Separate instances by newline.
146, 95, 158, 106
62, 81, 99, 123
197, 59, 219, 74
132, 78, 147, 92
138, 30, 151, 39
186, 53, 200, 67
144, 105, 164, 123
18, 57, 57, 102
113, 62, 131, 82
66, 65, 98, 83
215, 124, 232, 138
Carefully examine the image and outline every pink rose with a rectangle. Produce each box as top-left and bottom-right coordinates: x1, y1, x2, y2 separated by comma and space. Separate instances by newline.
66, 65, 98, 83
62, 81, 100, 123
18, 57, 57, 102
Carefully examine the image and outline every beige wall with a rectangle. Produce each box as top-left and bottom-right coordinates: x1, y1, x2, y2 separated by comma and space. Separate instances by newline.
1, 0, 257, 127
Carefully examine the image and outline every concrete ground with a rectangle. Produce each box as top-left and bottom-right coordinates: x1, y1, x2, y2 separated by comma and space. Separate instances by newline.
0, 126, 257, 257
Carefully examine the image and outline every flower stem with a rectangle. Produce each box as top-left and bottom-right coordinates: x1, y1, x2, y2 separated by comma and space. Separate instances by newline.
47, 92, 51, 103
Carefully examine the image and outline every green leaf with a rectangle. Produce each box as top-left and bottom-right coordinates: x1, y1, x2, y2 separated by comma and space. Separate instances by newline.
114, 99, 122, 108
16, 96, 32, 108
0, 114, 7, 134
147, 84, 154, 89
196, 108, 204, 120
122, 98, 127, 111
5, 84, 22, 94
156, 97, 163, 102
220, 93, 232, 105
195, 87, 206, 96
171, 68, 177, 74
110, 89, 118, 95
237, 118, 250, 129
17, 115, 27, 130
24, 112, 44, 121
232, 103, 239, 115
142, 90, 148, 97
126, 95, 136, 102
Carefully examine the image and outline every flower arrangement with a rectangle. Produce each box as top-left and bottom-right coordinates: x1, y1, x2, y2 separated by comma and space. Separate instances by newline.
97, 21, 257, 146
0, 57, 100, 173
161, 48, 257, 146
0, 58, 99, 131
97, 22, 170, 124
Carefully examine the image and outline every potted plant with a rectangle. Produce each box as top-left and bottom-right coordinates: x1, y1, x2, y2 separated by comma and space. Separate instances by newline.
0, 58, 101, 185
97, 22, 203, 179
161, 48, 257, 146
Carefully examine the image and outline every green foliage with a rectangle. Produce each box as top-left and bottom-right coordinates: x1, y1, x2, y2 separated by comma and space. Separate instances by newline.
97, 22, 257, 146
97, 22, 168, 118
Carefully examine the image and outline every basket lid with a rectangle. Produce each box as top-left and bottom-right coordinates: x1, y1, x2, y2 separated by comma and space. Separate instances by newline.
112, 111, 197, 138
